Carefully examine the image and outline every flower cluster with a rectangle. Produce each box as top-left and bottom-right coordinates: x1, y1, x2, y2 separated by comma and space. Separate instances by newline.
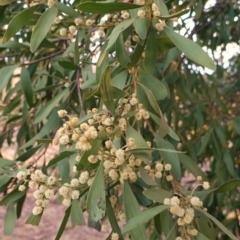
163, 193, 208, 239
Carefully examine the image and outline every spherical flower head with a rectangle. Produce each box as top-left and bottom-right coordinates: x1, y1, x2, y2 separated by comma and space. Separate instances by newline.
29, 181, 38, 188
166, 175, 173, 181
153, 10, 161, 17
129, 97, 138, 105
119, 212, 126, 221
155, 171, 162, 178
163, 198, 171, 205
115, 157, 125, 166
71, 178, 79, 187
111, 233, 119, 240
203, 181, 210, 189
136, 0, 145, 5
190, 196, 203, 207
59, 135, 70, 145
47, 176, 56, 185
109, 195, 118, 207
33, 190, 44, 199
18, 185, 26, 191
122, 11, 130, 19
88, 155, 98, 163
86, 19, 94, 26
74, 18, 83, 26
45, 189, 54, 199
116, 149, 125, 159
32, 206, 43, 215
59, 28, 67, 36
176, 237, 183, 240
98, 29, 105, 37
70, 117, 79, 125
129, 171, 137, 182
152, 3, 159, 11
109, 169, 119, 181
187, 228, 198, 236
137, 10, 146, 18
80, 122, 89, 131
47, 0, 55, 7
177, 218, 185, 226
197, 175, 202, 181
52, 139, 59, 146
132, 35, 139, 42
54, 17, 60, 24
16, 171, 26, 180
62, 198, 71, 207
155, 22, 163, 31
170, 196, 180, 205
69, 25, 76, 34
135, 158, 142, 166
165, 164, 172, 171
155, 163, 163, 171
71, 190, 80, 199
103, 117, 112, 126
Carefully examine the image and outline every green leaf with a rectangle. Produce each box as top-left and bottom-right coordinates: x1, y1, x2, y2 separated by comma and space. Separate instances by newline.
4, 203, 16, 235
115, 33, 131, 68
0, 0, 15, 6
2, 5, 39, 43
15, 145, 42, 162
155, 137, 181, 179
58, 61, 80, 70
126, 125, 150, 161
47, 151, 76, 168
168, 127, 180, 141
107, 18, 135, 50
87, 161, 106, 222
0, 176, 12, 188
99, 66, 115, 114
74, 31, 80, 65
163, 26, 216, 70
122, 205, 168, 234
123, 181, 147, 240
232, 117, 240, 135
160, 9, 189, 19
55, 207, 71, 240
196, 208, 238, 240
112, 70, 128, 90
223, 151, 237, 177
160, 209, 177, 239
143, 188, 172, 203
25, 212, 43, 226
21, 67, 34, 107
178, 154, 207, 181
30, 7, 58, 52
0, 41, 28, 48
139, 167, 157, 185
71, 199, 85, 227
55, 2, 80, 17
197, 233, 210, 240
211, 179, 240, 193
197, 131, 211, 155
0, 188, 27, 206
130, 8, 149, 39
0, 158, 15, 167
34, 89, 68, 124
0, 64, 18, 92
157, 37, 175, 53
139, 71, 167, 100
144, 24, 157, 74
154, 0, 169, 15
76, 2, 141, 14
106, 198, 123, 240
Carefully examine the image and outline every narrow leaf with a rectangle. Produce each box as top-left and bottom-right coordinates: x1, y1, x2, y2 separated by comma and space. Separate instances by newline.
3, 5, 39, 43
87, 161, 106, 222
122, 205, 168, 234
4, 203, 16, 235
47, 151, 76, 168
76, 2, 141, 14
143, 188, 172, 203
21, 67, 34, 107
30, 7, 58, 52
164, 26, 216, 70
71, 199, 85, 227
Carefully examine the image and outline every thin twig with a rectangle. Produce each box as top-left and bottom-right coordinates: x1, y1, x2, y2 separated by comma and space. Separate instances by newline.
20, 49, 65, 66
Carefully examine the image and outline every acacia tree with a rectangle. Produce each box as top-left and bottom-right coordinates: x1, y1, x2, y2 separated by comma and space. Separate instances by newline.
0, 0, 239, 239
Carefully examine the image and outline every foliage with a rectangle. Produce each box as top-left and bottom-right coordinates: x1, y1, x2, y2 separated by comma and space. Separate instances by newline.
0, 0, 239, 239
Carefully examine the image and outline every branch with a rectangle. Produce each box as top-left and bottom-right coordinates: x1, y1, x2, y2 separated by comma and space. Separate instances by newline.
20, 49, 65, 66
